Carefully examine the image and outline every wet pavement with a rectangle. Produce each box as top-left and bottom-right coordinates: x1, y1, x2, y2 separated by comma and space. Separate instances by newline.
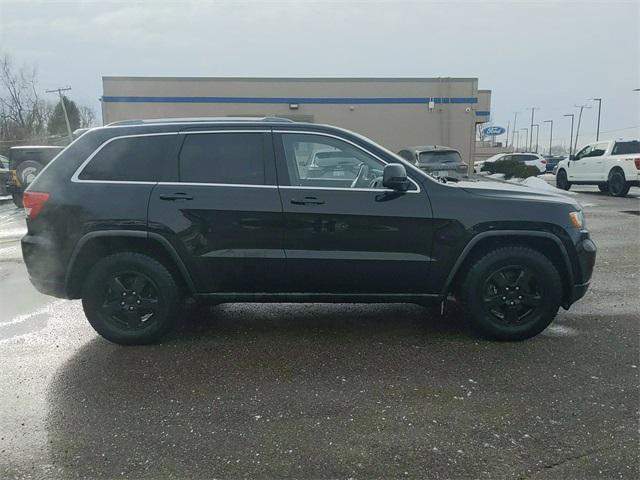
0, 186, 638, 479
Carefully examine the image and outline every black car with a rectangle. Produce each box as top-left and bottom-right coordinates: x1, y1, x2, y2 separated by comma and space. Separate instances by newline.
397, 145, 468, 180
21, 117, 596, 345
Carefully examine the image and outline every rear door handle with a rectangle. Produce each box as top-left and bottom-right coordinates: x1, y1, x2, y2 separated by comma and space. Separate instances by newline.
159, 192, 193, 201
290, 196, 325, 206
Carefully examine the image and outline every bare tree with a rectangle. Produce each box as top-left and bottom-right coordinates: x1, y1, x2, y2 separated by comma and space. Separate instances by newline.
79, 105, 96, 129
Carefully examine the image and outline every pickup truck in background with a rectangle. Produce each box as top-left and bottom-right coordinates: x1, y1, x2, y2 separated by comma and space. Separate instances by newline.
555, 140, 640, 197
6, 145, 65, 207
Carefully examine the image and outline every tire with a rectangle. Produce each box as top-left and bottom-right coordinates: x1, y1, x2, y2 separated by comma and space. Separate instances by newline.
598, 183, 609, 193
12, 192, 23, 208
460, 246, 562, 341
556, 169, 571, 190
15, 160, 43, 188
607, 169, 630, 197
82, 252, 181, 345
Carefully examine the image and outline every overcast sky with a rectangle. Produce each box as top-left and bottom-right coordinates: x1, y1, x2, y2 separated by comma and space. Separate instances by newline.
1, 0, 638, 146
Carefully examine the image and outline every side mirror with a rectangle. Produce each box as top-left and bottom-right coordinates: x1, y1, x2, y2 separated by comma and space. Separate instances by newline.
383, 163, 410, 191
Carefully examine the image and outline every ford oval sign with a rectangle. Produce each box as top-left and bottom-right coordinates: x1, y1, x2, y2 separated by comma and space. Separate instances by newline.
482, 126, 506, 136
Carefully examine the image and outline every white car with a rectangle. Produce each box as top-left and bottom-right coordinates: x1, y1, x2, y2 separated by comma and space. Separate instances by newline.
476, 152, 547, 174
555, 139, 640, 197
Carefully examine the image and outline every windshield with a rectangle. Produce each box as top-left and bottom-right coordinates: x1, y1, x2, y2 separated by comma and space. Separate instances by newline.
418, 150, 462, 164
612, 141, 640, 155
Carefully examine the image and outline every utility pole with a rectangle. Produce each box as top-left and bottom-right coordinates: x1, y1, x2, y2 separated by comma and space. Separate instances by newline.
592, 98, 602, 141
543, 120, 553, 155
528, 107, 538, 151
573, 104, 591, 153
533, 124, 540, 152
505, 120, 510, 150
521, 128, 528, 152
512, 112, 519, 152
45, 86, 73, 143
563, 113, 575, 157
515, 130, 520, 151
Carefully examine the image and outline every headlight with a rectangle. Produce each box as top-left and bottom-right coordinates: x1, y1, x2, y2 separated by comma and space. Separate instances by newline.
569, 210, 584, 229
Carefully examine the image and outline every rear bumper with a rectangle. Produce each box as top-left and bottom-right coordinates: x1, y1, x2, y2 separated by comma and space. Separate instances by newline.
21, 233, 69, 299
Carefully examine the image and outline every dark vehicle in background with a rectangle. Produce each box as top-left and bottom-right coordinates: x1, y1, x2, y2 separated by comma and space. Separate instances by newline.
397, 146, 467, 180
21, 118, 595, 345
543, 155, 566, 173
7, 145, 65, 207
0, 154, 9, 196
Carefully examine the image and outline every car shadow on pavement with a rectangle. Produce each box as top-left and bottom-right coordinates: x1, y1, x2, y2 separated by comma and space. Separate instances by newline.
45, 305, 628, 479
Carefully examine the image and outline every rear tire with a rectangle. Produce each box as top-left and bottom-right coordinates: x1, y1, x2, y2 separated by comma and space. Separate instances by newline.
460, 246, 562, 341
15, 160, 43, 188
82, 252, 181, 345
556, 169, 571, 190
607, 169, 630, 197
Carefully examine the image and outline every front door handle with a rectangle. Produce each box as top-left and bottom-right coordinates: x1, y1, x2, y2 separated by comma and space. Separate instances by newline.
159, 192, 193, 201
290, 196, 325, 206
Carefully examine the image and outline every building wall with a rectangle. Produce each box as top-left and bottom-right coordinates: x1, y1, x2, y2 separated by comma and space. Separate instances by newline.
102, 77, 490, 162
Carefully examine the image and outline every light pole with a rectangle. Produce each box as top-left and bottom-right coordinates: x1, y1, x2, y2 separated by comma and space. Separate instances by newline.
532, 123, 540, 153
528, 107, 538, 151
543, 120, 553, 155
564, 114, 575, 157
521, 128, 528, 152
45, 86, 73, 143
505, 120, 510, 150
592, 98, 602, 141
515, 130, 520, 151
574, 104, 591, 153
512, 112, 519, 152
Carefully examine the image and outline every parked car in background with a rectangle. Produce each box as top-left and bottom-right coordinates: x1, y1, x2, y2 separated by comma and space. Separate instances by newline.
0, 154, 10, 196
543, 155, 566, 173
397, 145, 467, 180
478, 152, 547, 174
7, 145, 65, 207
21, 117, 595, 345
555, 139, 640, 197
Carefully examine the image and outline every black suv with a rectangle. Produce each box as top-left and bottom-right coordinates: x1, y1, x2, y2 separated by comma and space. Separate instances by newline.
22, 118, 596, 345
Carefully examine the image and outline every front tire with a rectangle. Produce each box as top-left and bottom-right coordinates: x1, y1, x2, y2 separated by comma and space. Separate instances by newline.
598, 183, 609, 193
556, 169, 571, 190
607, 169, 630, 197
460, 246, 562, 341
82, 252, 181, 345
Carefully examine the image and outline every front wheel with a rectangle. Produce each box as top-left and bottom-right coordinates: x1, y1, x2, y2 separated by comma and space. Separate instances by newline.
607, 170, 630, 197
598, 183, 609, 193
82, 252, 182, 345
556, 169, 571, 190
460, 246, 562, 341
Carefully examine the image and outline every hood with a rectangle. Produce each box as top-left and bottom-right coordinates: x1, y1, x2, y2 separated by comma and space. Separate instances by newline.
456, 179, 581, 209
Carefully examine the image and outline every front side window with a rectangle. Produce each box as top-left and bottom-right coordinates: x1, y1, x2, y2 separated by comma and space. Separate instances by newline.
574, 145, 593, 160
281, 133, 387, 188
179, 133, 265, 185
590, 143, 608, 157
78, 135, 177, 182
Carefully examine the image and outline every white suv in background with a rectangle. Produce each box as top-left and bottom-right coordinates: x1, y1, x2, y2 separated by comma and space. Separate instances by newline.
476, 152, 547, 174
555, 140, 640, 197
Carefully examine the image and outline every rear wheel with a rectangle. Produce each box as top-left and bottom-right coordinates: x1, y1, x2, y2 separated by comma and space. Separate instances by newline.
608, 169, 630, 197
556, 169, 571, 190
460, 246, 562, 341
82, 252, 181, 345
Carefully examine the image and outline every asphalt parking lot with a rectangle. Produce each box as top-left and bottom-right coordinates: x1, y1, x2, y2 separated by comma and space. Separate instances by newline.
1, 185, 638, 479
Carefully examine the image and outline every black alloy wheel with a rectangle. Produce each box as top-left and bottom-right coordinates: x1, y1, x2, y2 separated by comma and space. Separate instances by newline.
556, 169, 571, 190
99, 271, 160, 331
608, 170, 630, 197
482, 265, 542, 326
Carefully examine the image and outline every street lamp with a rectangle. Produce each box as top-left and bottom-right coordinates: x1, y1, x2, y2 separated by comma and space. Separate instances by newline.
511, 112, 519, 151
592, 98, 602, 141
573, 104, 591, 152
528, 107, 538, 151
521, 128, 529, 152
532, 124, 540, 153
563, 114, 575, 157
515, 130, 520, 151
543, 120, 553, 155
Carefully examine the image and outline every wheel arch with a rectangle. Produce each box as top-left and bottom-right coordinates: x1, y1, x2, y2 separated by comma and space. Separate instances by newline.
65, 230, 195, 299
443, 230, 574, 305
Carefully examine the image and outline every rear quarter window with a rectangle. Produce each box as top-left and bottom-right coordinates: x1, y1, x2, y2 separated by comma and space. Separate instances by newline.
78, 135, 178, 182
612, 141, 640, 155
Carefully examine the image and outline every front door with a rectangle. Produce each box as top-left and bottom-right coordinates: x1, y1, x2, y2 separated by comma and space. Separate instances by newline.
568, 144, 593, 181
148, 129, 285, 293
274, 131, 435, 294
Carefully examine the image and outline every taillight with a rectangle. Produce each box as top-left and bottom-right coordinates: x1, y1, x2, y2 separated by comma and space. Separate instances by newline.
23, 191, 49, 219
634, 158, 640, 170
541, 159, 547, 164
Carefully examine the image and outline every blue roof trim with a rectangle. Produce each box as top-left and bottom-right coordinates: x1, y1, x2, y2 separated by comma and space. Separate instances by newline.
102, 95, 479, 105
476, 111, 490, 116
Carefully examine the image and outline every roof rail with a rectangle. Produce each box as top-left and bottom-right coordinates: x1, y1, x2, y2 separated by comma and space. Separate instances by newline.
107, 116, 296, 126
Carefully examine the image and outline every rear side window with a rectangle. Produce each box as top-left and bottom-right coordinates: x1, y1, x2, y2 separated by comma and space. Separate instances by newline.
179, 133, 265, 185
612, 141, 640, 155
79, 135, 177, 182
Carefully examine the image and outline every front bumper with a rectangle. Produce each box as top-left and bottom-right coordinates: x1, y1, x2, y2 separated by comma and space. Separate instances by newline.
564, 233, 596, 308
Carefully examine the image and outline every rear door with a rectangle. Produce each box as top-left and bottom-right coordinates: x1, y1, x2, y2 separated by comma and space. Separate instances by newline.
274, 130, 435, 295
148, 129, 285, 293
